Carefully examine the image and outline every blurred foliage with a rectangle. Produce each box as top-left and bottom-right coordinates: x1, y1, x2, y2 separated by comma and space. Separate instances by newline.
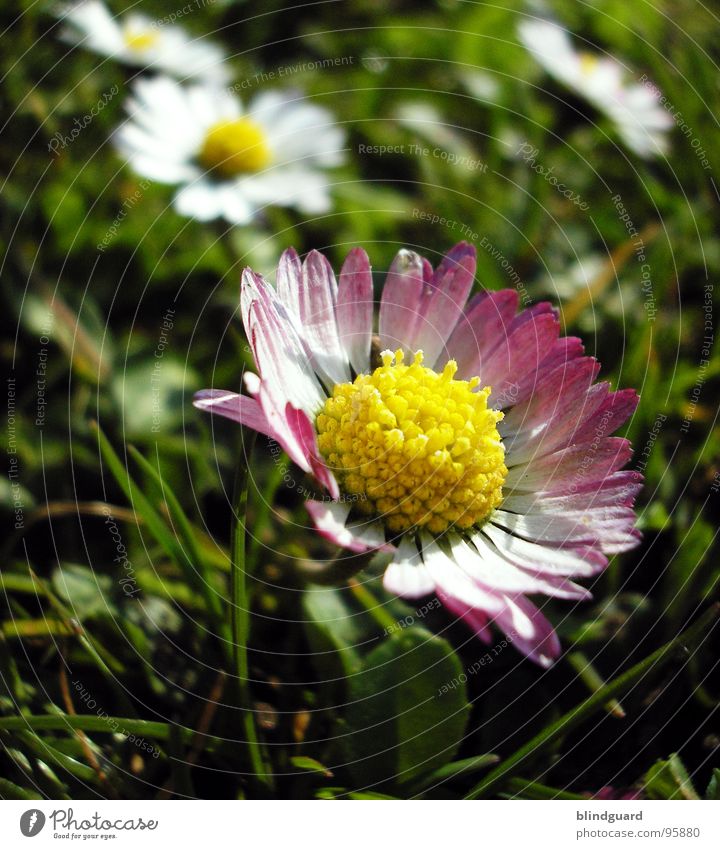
1, 0, 719, 799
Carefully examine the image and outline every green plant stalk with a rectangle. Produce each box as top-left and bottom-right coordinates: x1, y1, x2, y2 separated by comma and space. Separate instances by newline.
347, 577, 398, 633
0, 714, 192, 742
567, 650, 625, 718
247, 458, 286, 571
465, 604, 719, 799
230, 432, 272, 792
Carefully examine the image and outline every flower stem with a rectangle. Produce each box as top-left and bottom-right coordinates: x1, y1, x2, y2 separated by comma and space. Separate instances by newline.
230, 432, 272, 793
348, 577, 398, 633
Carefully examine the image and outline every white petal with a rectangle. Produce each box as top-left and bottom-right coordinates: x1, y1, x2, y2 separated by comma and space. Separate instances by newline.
174, 180, 226, 221
482, 522, 606, 578
420, 536, 505, 614
383, 537, 435, 598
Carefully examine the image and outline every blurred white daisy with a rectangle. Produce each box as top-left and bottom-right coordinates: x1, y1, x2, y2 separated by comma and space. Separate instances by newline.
59, 0, 230, 84
115, 77, 345, 224
518, 18, 673, 158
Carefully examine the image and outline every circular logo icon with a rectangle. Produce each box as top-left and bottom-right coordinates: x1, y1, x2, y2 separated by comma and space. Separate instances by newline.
20, 810, 46, 837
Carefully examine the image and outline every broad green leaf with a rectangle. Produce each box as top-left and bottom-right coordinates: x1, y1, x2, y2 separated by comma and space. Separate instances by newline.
302, 587, 366, 688
341, 626, 470, 787
112, 358, 198, 438
51, 563, 115, 619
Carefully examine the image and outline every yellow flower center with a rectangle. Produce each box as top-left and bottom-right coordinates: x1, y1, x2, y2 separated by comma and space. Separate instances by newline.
123, 27, 160, 53
579, 53, 599, 76
198, 118, 272, 178
316, 350, 507, 535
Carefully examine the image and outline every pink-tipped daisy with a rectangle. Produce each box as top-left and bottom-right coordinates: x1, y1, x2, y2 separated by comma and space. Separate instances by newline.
194, 243, 642, 667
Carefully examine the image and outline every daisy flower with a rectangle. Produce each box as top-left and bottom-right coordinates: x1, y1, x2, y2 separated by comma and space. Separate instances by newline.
195, 243, 642, 667
59, 0, 230, 84
518, 18, 673, 158
115, 76, 345, 224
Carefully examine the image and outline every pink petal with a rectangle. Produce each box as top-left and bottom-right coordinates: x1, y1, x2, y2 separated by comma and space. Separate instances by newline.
275, 247, 303, 315
242, 269, 324, 415
414, 242, 476, 367
285, 404, 339, 500
502, 357, 602, 447
491, 595, 562, 668
502, 470, 644, 513
505, 437, 633, 492
306, 500, 390, 552
336, 247, 373, 375
436, 591, 493, 644
502, 381, 610, 465
192, 383, 339, 503
482, 523, 607, 578
446, 289, 519, 379
242, 372, 323, 485
482, 311, 560, 400
298, 250, 351, 386
507, 336, 585, 408
571, 388, 640, 444
192, 389, 275, 439
378, 248, 426, 352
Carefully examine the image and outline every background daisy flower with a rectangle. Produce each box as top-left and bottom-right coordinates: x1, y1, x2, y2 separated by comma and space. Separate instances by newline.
59, 0, 230, 84
518, 18, 673, 157
114, 76, 346, 224
194, 243, 642, 667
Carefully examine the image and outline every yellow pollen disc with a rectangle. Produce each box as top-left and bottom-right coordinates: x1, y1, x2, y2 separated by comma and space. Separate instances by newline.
123, 27, 160, 52
198, 118, 272, 178
579, 53, 599, 76
316, 350, 507, 535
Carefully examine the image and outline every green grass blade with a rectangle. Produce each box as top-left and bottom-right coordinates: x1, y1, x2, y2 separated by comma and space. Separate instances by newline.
504, 777, 586, 800
92, 423, 187, 566
13, 730, 97, 782
92, 423, 219, 625
465, 604, 719, 798
247, 459, 286, 570
230, 433, 272, 792
0, 777, 43, 800
128, 444, 222, 620
0, 714, 191, 744
405, 754, 500, 794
